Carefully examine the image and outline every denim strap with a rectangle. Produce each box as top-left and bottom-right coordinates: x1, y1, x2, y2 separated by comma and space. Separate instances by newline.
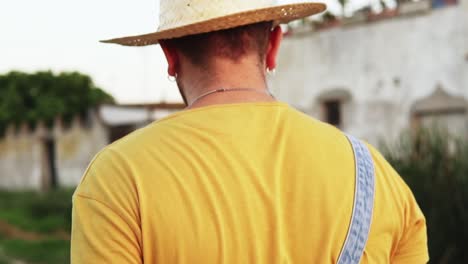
337, 135, 376, 264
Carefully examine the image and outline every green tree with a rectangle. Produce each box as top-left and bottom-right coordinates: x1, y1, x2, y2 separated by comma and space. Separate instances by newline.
0, 71, 114, 135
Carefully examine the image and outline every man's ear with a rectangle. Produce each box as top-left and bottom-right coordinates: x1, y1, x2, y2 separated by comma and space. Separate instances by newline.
266, 26, 283, 71
160, 41, 179, 77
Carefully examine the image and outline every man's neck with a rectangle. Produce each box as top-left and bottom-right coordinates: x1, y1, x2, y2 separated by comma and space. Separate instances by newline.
180, 58, 276, 109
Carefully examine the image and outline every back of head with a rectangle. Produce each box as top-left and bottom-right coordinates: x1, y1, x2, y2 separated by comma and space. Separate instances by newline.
164, 22, 273, 68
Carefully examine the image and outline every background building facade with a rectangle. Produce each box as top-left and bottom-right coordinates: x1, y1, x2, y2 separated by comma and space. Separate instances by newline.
0, 104, 183, 191
271, 0, 468, 145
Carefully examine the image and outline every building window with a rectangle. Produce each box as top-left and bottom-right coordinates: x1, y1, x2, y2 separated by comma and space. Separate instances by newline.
317, 89, 352, 129
324, 100, 342, 127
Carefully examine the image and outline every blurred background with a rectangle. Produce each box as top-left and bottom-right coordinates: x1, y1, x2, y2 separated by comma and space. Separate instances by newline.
0, 0, 466, 263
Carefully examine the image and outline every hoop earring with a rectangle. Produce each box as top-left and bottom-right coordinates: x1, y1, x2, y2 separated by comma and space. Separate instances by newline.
267, 67, 276, 77
168, 73, 178, 82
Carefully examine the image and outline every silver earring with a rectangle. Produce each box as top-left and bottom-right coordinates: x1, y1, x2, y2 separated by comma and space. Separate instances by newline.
267, 67, 276, 77
168, 73, 178, 82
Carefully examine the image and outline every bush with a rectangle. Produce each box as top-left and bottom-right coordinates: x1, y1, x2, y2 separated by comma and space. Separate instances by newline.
382, 130, 468, 263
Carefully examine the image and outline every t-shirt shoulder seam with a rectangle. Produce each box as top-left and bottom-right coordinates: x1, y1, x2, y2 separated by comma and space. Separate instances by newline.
76, 149, 107, 187
74, 193, 135, 228
80, 145, 132, 179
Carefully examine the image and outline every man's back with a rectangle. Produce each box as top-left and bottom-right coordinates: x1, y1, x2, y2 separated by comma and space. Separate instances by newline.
71, 102, 428, 263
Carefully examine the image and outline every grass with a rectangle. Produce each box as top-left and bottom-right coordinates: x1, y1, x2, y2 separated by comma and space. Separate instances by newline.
0, 189, 73, 234
0, 240, 70, 264
0, 189, 73, 264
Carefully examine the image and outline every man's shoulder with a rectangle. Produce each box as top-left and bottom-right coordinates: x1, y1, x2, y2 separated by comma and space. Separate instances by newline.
285, 107, 352, 147
74, 123, 169, 196
365, 143, 411, 192
283, 105, 333, 127
98, 119, 180, 162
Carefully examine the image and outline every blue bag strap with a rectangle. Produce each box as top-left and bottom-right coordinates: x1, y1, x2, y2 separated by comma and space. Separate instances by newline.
337, 135, 376, 264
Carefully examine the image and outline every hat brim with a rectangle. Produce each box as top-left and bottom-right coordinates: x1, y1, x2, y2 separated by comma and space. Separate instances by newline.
101, 3, 326, 46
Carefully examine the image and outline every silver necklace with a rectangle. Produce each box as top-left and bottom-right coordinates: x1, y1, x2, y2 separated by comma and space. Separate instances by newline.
188, 88, 275, 108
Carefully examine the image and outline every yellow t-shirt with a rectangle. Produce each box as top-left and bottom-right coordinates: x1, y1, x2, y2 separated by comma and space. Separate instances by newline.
71, 102, 428, 264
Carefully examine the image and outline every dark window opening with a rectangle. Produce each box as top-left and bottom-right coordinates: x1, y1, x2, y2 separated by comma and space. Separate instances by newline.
324, 100, 342, 127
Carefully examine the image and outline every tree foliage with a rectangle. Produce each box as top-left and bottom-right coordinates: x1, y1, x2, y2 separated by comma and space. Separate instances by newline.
0, 71, 114, 135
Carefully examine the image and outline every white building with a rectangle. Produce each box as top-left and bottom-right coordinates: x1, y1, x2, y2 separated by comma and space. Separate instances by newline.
0, 103, 184, 191
271, 0, 468, 145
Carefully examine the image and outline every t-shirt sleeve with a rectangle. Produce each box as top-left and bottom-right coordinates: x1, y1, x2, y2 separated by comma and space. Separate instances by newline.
71, 195, 142, 263
367, 144, 429, 264
391, 183, 429, 264
71, 148, 142, 264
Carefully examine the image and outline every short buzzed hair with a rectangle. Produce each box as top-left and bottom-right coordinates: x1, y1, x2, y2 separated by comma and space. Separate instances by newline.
164, 22, 273, 66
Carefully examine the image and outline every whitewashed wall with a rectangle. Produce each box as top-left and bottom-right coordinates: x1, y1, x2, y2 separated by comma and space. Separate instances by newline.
55, 114, 109, 188
0, 125, 43, 190
0, 113, 109, 191
271, 4, 468, 145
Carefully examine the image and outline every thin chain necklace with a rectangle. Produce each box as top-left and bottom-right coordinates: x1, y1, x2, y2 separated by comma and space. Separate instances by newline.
188, 88, 275, 108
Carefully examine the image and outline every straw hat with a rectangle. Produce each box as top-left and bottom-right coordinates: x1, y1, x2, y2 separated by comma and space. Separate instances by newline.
102, 0, 326, 46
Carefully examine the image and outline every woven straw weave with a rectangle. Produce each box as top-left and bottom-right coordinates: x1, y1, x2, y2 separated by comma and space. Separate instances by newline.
102, 2, 326, 46
159, 0, 271, 30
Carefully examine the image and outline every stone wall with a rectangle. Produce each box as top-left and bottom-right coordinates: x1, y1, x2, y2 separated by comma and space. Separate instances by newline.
271, 3, 468, 145
0, 124, 44, 190
0, 112, 109, 191
55, 114, 109, 188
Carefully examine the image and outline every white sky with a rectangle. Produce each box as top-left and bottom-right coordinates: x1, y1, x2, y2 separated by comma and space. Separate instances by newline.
0, 0, 386, 104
